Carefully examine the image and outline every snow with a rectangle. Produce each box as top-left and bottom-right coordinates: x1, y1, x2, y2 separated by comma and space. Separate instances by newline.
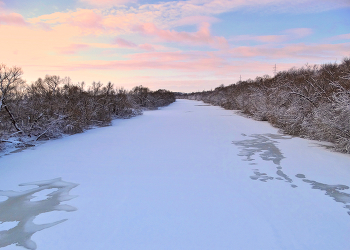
0, 99, 350, 250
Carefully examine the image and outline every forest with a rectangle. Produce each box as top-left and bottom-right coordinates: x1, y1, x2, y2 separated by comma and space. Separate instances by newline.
179, 58, 350, 154
0, 64, 175, 151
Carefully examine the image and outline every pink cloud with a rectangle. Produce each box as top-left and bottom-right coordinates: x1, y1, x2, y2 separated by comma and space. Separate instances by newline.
256, 35, 287, 43
112, 38, 157, 51
57, 50, 223, 73
37, 41, 349, 79
134, 22, 229, 49
68, 9, 104, 31
0, 12, 28, 26
284, 28, 313, 38
231, 35, 287, 43
229, 43, 350, 60
174, 16, 221, 27
329, 33, 350, 41
79, 0, 137, 7
47, 51, 300, 90
231, 28, 313, 44
114, 37, 137, 48
58, 44, 90, 55
29, 9, 107, 34
35, 22, 52, 31
138, 44, 155, 51
128, 51, 200, 62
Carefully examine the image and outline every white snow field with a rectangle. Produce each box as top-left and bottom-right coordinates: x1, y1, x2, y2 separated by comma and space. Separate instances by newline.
1, 99, 350, 250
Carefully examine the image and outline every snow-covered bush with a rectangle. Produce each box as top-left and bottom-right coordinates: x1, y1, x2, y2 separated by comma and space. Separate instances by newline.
0, 67, 175, 151
182, 57, 350, 153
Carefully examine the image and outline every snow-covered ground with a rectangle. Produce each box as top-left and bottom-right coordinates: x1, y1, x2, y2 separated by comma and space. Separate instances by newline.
1, 99, 350, 250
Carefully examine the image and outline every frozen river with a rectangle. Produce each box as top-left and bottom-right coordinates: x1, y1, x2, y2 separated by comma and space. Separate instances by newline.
1, 99, 350, 249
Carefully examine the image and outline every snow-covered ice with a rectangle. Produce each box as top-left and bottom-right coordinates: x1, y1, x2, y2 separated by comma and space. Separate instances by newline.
0, 99, 350, 249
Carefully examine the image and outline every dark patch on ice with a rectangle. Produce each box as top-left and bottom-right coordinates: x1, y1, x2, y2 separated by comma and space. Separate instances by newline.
250, 169, 274, 182
232, 133, 295, 187
296, 175, 350, 216
0, 178, 78, 249
233, 134, 350, 216
232, 133, 291, 165
276, 170, 293, 183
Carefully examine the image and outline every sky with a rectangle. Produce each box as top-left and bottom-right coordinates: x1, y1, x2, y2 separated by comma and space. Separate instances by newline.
0, 0, 349, 92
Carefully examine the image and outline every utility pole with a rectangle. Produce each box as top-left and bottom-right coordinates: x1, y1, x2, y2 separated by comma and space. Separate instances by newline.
273, 64, 277, 75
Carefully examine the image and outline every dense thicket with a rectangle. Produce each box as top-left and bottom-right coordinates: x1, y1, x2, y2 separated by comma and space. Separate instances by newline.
0, 65, 175, 150
179, 58, 350, 153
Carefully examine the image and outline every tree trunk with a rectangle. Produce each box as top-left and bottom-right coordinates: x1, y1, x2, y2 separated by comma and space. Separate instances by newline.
3, 100, 22, 132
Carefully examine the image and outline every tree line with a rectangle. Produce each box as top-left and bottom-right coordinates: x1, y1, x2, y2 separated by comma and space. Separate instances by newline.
179, 58, 350, 154
0, 64, 175, 150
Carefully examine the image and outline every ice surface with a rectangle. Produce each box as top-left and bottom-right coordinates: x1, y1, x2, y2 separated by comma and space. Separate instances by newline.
233, 133, 350, 214
0, 178, 78, 249
0, 99, 350, 250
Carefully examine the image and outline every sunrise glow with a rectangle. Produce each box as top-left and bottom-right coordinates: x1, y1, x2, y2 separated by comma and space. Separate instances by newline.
1, 0, 349, 91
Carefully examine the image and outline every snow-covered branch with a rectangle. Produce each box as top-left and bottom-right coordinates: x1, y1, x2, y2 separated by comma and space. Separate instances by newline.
181, 57, 350, 153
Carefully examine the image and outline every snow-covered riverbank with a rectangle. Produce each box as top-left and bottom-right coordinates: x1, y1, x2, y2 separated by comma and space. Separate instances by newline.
1, 99, 350, 250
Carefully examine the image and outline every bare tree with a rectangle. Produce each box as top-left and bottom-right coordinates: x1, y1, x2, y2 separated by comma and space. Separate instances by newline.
44, 75, 61, 94
0, 64, 24, 132
0, 64, 24, 111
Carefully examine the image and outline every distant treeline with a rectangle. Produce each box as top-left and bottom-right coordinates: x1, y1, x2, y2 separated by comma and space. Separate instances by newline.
0, 64, 175, 150
179, 58, 350, 154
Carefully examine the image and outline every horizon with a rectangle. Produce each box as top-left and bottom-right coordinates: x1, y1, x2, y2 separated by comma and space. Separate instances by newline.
1, 0, 349, 92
